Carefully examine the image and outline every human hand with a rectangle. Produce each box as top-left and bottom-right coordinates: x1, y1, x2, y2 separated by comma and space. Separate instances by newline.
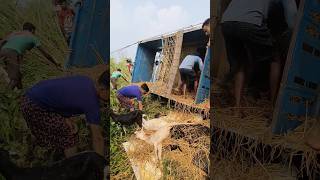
67, 48, 73, 53
66, 118, 79, 134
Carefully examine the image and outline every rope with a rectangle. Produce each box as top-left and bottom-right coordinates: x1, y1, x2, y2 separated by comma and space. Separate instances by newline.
304, 100, 309, 137
110, 41, 140, 55
110, 22, 203, 55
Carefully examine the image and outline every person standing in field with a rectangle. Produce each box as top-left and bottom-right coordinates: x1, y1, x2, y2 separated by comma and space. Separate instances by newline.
116, 83, 149, 112
20, 71, 108, 158
111, 68, 128, 90
177, 49, 204, 99
126, 58, 133, 75
53, 0, 63, 13
58, 1, 75, 44
0, 22, 60, 90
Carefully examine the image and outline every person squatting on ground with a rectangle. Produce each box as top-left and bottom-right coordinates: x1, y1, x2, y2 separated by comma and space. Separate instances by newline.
111, 68, 128, 90
20, 71, 108, 158
221, 0, 297, 109
177, 48, 204, 99
116, 83, 149, 112
0, 22, 61, 90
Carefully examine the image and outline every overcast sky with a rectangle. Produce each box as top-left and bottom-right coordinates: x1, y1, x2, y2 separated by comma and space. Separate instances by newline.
110, 0, 210, 61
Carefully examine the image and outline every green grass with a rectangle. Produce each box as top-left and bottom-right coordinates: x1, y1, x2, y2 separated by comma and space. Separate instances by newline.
0, 0, 108, 173
0, 0, 68, 167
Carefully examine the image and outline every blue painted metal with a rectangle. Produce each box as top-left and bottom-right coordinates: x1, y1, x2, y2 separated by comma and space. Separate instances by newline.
131, 44, 157, 82
272, 0, 320, 134
132, 28, 210, 104
65, 0, 109, 68
195, 47, 211, 104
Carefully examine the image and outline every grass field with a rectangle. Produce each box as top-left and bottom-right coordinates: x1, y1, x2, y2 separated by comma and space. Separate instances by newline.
0, 1, 108, 179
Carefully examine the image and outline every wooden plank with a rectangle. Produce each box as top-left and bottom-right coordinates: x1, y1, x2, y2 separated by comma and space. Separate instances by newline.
166, 31, 183, 95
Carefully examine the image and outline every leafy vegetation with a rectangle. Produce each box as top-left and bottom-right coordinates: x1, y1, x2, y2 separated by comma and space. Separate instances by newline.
0, 1, 105, 178
0, 0, 67, 166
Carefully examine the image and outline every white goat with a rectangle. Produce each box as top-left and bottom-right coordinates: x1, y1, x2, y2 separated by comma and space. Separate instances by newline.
142, 115, 169, 131
136, 115, 197, 162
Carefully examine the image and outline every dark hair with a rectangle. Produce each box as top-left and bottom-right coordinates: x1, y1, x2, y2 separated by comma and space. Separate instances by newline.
202, 18, 210, 28
98, 70, 108, 89
193, 47, 206, 59
126, 59, 132, 63
141, 83, 149, 93
117, 68, 121, 71
23, 22, 36, 32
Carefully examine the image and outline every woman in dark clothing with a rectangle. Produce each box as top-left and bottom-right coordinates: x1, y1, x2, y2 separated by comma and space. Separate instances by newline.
20, 71, 108, 158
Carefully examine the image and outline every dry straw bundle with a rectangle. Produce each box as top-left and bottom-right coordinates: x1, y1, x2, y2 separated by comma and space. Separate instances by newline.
212, 83, 320, 179
211, 156, 297, 180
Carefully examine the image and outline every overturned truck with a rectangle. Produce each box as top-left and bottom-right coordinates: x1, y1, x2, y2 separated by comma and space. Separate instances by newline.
131, 25, 211, 113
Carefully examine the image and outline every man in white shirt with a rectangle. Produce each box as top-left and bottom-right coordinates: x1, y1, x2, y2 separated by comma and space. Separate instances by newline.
177, 48, 204, 98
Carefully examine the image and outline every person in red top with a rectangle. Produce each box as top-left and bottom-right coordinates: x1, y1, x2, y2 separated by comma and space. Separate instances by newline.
126, 58, 133, 75
53, 0, 63, 13
58, 1, 75, 44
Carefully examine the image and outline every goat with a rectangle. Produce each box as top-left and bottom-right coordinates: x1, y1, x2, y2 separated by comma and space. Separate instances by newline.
136, 115, 198, 162
0, 149, 106, 180
141, 115, 169, 131
135, 126, 171, 162
109, 109, 143, 128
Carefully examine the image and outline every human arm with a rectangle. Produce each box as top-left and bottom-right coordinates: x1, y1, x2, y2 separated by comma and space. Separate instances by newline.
127, 64, 131, 73
281, 0, 298, 30
65, 117, 79, 134
0, 32, 12, 48
138, 101, 143, 111
0, 39, 6, 49
199, 58, 204, 72
0, 36, 7, 44
122, 76, 129, 83
89, 124, 104, 156
37, 46, 61, 67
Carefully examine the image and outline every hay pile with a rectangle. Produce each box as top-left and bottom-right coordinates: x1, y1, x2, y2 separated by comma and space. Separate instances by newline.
212, 84, 320, 179
125, 111, 210, 179
211, 156, 297, 180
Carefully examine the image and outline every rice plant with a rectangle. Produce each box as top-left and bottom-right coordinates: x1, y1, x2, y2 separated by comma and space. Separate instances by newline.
0, 0, 68, 167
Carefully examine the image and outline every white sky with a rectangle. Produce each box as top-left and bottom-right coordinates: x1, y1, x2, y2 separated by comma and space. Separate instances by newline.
110, 0, 210, 61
